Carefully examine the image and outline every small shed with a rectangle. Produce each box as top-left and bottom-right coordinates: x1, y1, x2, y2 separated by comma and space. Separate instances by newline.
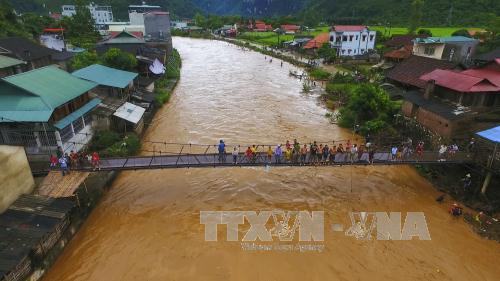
112, 102, 146, 134
475, 125, 500, 194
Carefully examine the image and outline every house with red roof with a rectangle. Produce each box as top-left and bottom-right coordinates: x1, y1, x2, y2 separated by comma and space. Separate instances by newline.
400, 60, 500, 137
304, 33, 330, 50
252, 20, 273, 32
281, 24, 300, 34
328, 25, 376, 57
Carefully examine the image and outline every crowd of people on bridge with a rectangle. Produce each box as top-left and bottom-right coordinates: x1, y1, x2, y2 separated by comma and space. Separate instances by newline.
49, 147, 100, 176
216, 138, 468, 166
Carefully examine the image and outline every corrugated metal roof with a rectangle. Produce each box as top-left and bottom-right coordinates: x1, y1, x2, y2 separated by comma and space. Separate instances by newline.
3, 65, 97, 109
72, 64, 138, 89
414, 36, 477, 44
113, 102, 145, 124
53, 98, 101, 129
0, 55, 25, 69
476, 126, 500, 143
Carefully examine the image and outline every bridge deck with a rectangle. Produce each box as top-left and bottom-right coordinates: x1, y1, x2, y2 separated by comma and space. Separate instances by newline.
64, 151, 472, 172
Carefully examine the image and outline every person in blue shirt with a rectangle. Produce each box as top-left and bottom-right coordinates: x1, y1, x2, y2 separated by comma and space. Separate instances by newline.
218, 140, 226, 163
274, 144, 282, 164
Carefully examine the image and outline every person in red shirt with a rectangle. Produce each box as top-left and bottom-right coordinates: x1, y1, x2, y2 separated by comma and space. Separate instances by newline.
49, 155, 58, 169
91, 152, 100, 171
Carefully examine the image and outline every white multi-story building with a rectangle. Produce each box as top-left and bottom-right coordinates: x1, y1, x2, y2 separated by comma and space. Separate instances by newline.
61, 3, 113, 24
329, 25, 376, 57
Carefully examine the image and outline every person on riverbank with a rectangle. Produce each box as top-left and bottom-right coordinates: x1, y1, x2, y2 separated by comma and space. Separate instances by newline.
300, 144, 308, 165
449, 203, 463, 217
91, 152, 100, 171
462, 173, 472, 196
274, 144, 283, 164
232, 147, 239, 164
59, 155, 68, 176
267, 146, 273, 164
218, 140, 226, 163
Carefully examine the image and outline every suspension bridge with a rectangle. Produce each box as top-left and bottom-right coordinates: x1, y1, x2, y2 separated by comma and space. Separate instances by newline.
46, 140, 474, 172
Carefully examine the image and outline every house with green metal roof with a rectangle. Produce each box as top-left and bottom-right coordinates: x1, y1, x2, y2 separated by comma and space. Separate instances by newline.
0, 65, 101, 154
412, 36, 479, 64
0, 55, 25, 78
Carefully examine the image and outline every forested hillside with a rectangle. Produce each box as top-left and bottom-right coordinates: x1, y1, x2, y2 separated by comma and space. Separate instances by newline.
7, 0, 500, 27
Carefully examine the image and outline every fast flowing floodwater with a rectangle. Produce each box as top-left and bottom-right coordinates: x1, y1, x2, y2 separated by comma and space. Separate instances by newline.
44, 38, 500, 281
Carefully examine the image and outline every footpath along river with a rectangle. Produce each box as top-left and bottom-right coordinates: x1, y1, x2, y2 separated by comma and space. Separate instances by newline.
43, 38, 500, 281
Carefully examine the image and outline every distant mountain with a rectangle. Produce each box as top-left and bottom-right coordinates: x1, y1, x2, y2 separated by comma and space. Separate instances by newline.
192, 0, 306, 16
301, 0, 500, 26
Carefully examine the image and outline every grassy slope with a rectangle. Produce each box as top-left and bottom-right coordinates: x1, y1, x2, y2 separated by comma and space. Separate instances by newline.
371, 26, 486, 37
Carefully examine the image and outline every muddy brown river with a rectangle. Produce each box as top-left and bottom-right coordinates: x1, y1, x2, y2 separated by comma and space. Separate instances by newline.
43, 38, 500, 281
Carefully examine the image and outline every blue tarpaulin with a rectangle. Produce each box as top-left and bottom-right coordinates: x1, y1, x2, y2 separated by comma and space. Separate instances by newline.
476, 125, 500, 143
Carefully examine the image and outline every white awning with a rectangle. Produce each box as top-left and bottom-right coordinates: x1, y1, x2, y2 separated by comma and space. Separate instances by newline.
113, 102, 145, 124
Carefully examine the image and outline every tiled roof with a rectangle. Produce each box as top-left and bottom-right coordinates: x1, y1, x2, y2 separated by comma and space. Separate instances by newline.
0, 37, 56, 61
304, 33, 330, 49
385, 35, 426, 47
420, 69, 500, 92
383, 45, 412, 59
386, 55, 458, 88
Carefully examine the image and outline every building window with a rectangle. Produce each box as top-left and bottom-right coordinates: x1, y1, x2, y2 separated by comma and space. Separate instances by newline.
356, 35, 359, 40
348, 49, 352, 54
341, 49, 345, 54
60, 125, 74, 143
349, 35, 353, 41
362, 35, 366, 41
354, 50, 357, 54
424, 46, 435, 56
330, 36, 334, 42
342, 36, 347, 42
361, 49, 365, 53
369, 35, 374, 41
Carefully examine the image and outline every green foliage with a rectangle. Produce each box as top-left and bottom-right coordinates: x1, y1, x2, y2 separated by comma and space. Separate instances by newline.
308, 68, 330, 80
101, 48, 137, 71
338, 84, 398, 135
166, 49, 181, 79
418, 28, 433, 37
58, 0, 100, 47
0, 0, 31, 38
409, 0, 425, 34
20, 13, 54, 39
317, 43, 336, 63
451, 29, 470, 37
69, 51, 99, 71
105, 133, 141, 157
155, 88, 171, 105
89, 131, 121, 152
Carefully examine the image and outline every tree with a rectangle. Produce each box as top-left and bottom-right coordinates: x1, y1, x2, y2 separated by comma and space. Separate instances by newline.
338, 84, 398, 134
317, 43, 336, 63
20, 13, 54, 39
409, 0, 424, 34
194, 12, 206, 28
101, 48, 137, 71
0, 0, 30, 38
60, 0, 100, 48
418, 29, 433, 37
69, 51, 99, 71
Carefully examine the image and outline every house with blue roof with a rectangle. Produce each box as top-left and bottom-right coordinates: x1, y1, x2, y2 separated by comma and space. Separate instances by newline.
72, 64, 141, 131
0, 65, 101, 154
412, 36, 479, 64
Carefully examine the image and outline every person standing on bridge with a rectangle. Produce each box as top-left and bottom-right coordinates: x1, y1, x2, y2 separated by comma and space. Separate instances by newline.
267, 146, 273, 164
275, 144, 283, 164
300, 144, 308, 165
232, 146, 239, 165
59, 155, 68, 176
50, 154, 58, 169
91, 152, 100, 171
218, 140, 226, 163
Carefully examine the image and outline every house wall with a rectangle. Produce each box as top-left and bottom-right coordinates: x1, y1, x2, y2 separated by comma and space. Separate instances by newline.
413, 43, 445, 60
329, 30, 376, 56
0, 145, 35, 213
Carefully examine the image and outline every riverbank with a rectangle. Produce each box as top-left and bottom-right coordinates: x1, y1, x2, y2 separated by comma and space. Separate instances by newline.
20, 51, 184, 281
